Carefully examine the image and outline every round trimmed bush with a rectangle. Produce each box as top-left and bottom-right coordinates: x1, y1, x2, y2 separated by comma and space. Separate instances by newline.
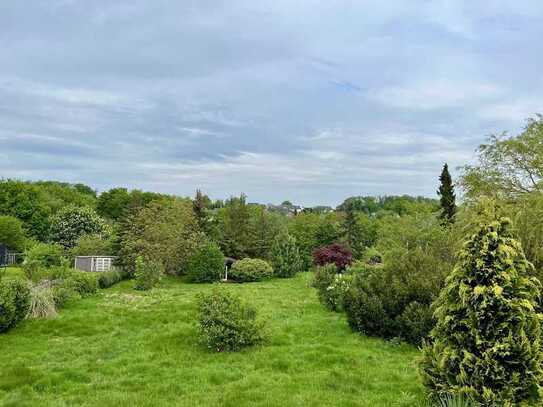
186, 242, 225, 283
229, 258, 273, 282
0, 279, 31, 333
197, 288, 264, 352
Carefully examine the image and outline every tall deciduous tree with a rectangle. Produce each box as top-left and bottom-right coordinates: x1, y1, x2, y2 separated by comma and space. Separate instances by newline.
460, 115, 543, 199
420, 216, 543, 405
437, 163, 456, 224
219, 194, 251, 258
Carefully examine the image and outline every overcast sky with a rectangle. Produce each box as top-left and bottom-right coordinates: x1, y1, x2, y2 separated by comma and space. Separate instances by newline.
1, 1, 542, 205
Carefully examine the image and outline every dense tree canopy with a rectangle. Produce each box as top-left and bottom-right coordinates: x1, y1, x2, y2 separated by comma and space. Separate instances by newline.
460, 115, 543, 200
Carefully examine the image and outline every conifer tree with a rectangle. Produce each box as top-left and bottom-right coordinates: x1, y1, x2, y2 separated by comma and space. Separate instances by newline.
271, 233, 303, 278
193, 189, 207, 229
437, 163, 456, 224
420, 216, 543, 405
342, 204, 364, 258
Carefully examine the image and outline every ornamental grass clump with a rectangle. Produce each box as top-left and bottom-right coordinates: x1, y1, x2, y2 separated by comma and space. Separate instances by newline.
420, 217, 543, 405
197, 289, 264, 352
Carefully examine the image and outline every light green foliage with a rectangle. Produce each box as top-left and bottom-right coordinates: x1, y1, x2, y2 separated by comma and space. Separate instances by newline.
288, 212, 342, 269
119, 198, 202, 276
134, 256, 163, 290
312, 264, 352, 312
0, 215, 26, 252
0, 181, 51, 240
460, 115, 543, 199
22, 243, 65, 281
63, 271, 99, 297
229, 258, 273, 282
186, 241, 225, 283
197, 288, 264, 352
270, 234, 303, 278
420, 217, 543, 405
0, 180, 96, 240
70, 234, 114, 258
0, 278, 31, 333
0, 273, 425, 405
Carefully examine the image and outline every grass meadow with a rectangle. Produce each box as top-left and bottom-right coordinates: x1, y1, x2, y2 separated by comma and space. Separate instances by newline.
0, 269, 425, 406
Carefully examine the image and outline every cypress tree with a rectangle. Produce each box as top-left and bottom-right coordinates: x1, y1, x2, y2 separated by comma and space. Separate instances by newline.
342, 205, 364, 258
193, 189, 208, 231
420, 216, 543, 405
438, 163, 456, 224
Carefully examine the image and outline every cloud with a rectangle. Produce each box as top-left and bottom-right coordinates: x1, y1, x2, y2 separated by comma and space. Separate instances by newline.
0, 0, 542, 205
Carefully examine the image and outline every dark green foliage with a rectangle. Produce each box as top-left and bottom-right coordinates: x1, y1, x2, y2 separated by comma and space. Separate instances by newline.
193, 189, 212, 234
270, 234, 303, 278
420, 217, 543, 405
134, 256, 163, 290
344, 270, 396, 338
97, 269, 127, 289
49, 206, 108, 249
0, 216, 26, 252
341, 206, 365, 258
0, 279, 31, 333
186, 242, 225, 283
343, 214, 455, 345
197, 288, 264, 352
219, 194, 252, 259
396, 302, 435, 346
229, 258, 273, 282
0, 180, 51, 239
312, 264, 352, 312
438, 163, 456, 224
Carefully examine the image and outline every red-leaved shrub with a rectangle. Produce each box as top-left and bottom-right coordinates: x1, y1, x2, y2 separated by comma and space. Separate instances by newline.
312, 243, 353, 271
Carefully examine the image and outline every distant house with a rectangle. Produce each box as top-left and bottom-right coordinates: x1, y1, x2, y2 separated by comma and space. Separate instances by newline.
74, 256, 116, 272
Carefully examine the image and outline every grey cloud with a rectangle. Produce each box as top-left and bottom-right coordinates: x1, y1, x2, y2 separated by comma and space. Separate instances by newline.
1, 0, 542, 205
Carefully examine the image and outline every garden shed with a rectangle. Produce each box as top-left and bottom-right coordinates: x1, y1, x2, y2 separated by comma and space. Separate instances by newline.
0, 243, 7, 266
74, 256, 116, 272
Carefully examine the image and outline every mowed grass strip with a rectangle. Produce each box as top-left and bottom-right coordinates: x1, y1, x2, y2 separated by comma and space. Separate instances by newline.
0, 271, 425, 406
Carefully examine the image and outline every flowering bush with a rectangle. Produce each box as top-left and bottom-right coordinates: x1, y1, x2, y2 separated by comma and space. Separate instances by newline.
312, 264, 352, 312
312, 243, 353, 271
50, 206, 109, 249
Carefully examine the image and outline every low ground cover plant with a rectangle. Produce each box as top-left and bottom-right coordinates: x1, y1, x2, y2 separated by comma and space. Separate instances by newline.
0, 278, 31, 333
186, 241, 224, 283
229, 258, 273, 282
197, 288, 264, 352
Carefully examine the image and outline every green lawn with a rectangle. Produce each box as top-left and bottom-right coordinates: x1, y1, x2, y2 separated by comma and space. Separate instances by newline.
0, 270, 426, 406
